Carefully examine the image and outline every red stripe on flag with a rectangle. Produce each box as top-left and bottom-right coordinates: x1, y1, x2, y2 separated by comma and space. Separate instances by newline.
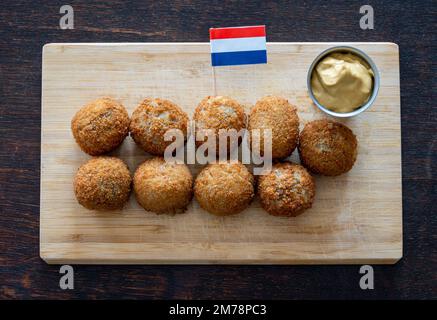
210, 26, 266, 40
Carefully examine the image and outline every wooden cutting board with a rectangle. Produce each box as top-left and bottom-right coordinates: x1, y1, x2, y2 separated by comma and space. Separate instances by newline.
40, 42, 402, 264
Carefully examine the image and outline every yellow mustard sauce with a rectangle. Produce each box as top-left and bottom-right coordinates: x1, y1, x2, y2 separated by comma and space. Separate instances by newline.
311, 52, 374, 113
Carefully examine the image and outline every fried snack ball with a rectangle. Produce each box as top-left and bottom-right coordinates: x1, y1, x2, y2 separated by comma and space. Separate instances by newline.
130, 98, 189, 156
133, 157, 193, 214
71, 97, 130, 155
194, 161, 255, 216
73, 157, 132, 210
298, 119, 358, 176
249, 96, 299, 159
193, 96, 246, 155
258, 162, 315, 217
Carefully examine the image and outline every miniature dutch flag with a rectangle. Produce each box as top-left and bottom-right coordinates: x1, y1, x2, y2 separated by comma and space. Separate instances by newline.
209, 25, 267, 67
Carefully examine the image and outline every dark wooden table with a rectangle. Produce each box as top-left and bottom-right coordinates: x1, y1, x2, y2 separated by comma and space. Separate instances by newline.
0, 0, 435, 299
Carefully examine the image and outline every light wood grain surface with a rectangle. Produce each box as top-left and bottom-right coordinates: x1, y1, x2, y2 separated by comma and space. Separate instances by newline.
40, 42, 402, 264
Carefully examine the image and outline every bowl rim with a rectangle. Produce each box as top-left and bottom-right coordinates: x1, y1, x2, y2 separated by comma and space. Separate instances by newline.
307, 45, 380, 118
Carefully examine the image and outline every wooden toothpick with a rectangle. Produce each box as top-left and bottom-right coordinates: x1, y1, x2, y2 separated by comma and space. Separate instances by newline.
212, 67, 217, 96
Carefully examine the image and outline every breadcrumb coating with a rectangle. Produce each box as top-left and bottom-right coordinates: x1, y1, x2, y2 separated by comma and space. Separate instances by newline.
194, 161, 255, 216
258, 162, 315, 217
249, 96, 300, 159
71, 97, 130, 155
73, 157, 132, 210
133, 157, 193, 214
193, 96, 246, 154
298, 120, 357, 176
130, 98, 189, 156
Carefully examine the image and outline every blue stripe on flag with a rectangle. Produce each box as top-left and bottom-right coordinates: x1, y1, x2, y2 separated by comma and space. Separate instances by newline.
211, 50, 267, 67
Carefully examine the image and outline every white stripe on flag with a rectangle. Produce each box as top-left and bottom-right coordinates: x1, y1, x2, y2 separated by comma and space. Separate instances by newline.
210, 36, 266, 54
